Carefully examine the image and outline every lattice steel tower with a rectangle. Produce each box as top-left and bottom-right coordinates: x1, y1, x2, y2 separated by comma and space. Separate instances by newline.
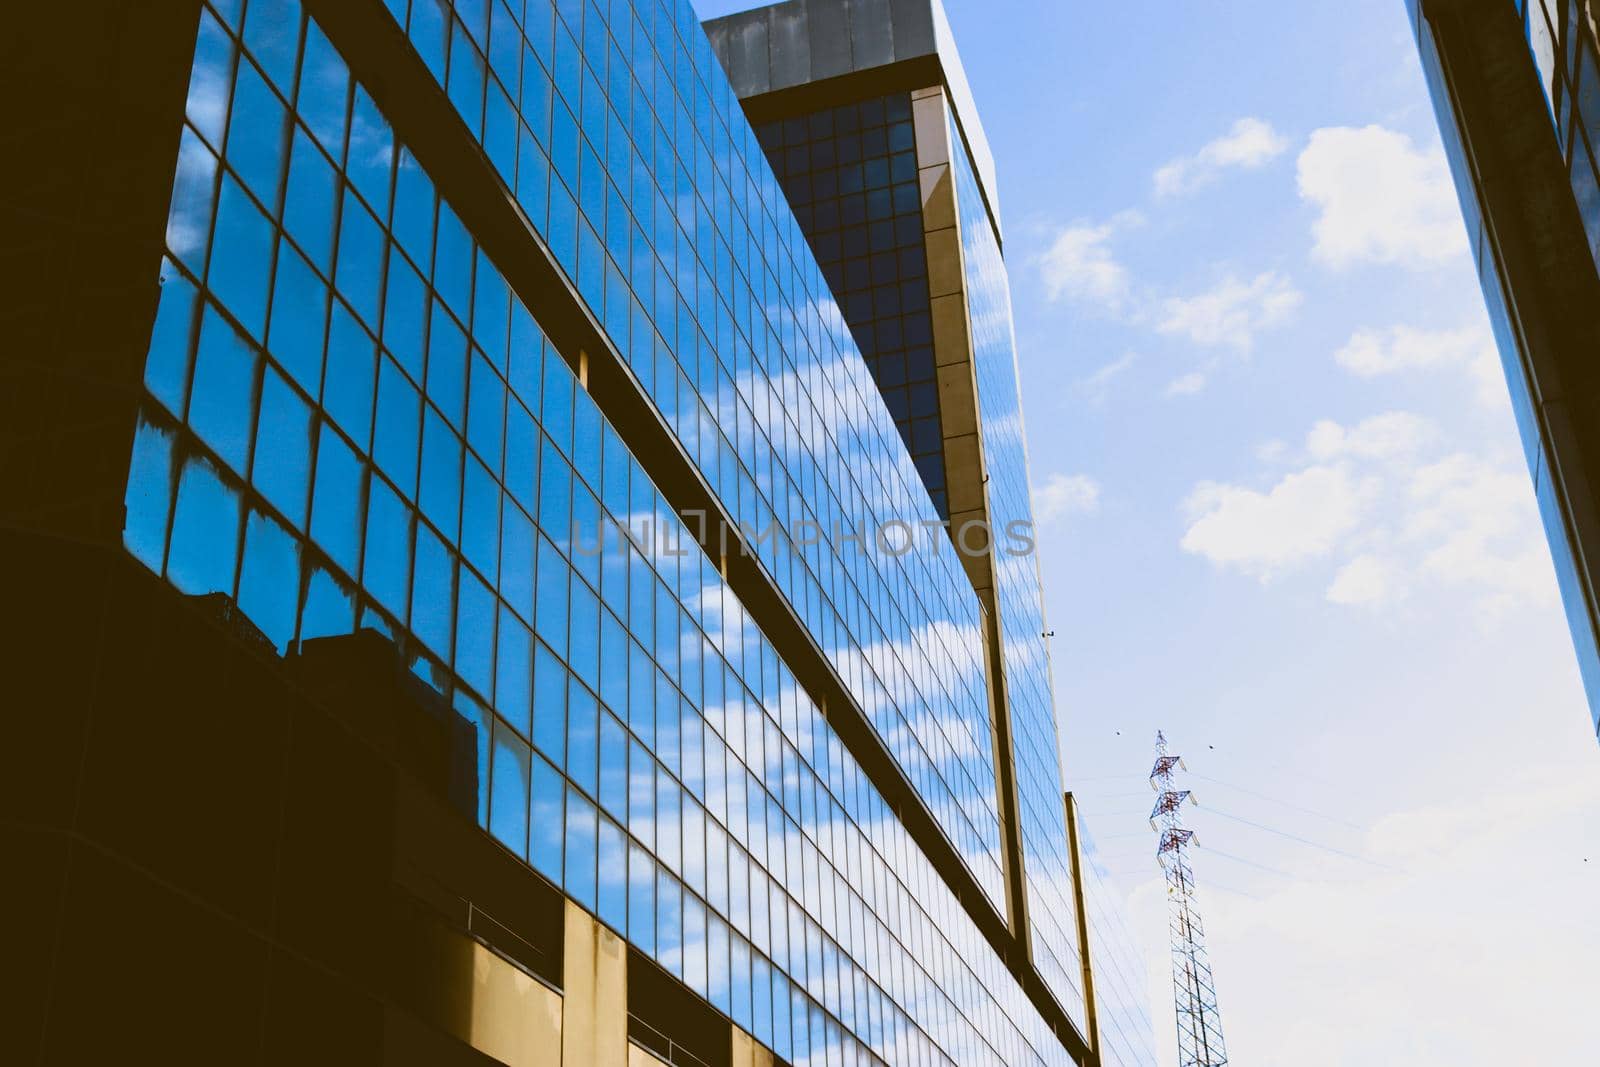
1150, 732, 1229, 1066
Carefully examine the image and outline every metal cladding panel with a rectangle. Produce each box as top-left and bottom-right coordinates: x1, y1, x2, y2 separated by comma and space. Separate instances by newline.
889, 0, 938, 60
850, 0, 898, 69
805, 0, 854, 79
769, 3, 813, 89
723, 14, 772, 96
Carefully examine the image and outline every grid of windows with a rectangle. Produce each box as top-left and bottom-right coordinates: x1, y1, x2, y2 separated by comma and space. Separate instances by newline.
754, 96, 949, 517
1076, 816, 1159, 1067
374, 0, 1008, 907
120, 5, 1076, 1066
1520, 0, 1600, 269
946, 112, 1088, 1031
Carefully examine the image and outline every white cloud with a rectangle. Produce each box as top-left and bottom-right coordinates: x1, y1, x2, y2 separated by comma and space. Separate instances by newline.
1404, 454, 1554, 613
1037, 219, 1133, 308
1155, 117, 1290, 197
1306, 411, 1433, 462
1179, 412, 1552, 613
1297, 125, 1467, 269
1335, 322, 1504, 406
1157, 271, 1303, 352
1327, 553, 1399, 606
1034, 472, 1103, 523
1182, 465, 1374, 579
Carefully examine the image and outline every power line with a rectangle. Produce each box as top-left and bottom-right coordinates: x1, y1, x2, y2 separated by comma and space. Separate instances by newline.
1197, 847, 1296, 880
1202, 807, 1399, 873
1188, 772, 1367, 832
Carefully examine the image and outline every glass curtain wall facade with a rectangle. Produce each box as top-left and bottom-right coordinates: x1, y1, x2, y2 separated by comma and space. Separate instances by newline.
1409, 0, 1600, 737
365, 0, 1013, 908
107, 0, 1094, 1064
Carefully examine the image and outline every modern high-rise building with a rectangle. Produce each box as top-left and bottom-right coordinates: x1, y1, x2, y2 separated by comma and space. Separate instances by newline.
3, 0, 1154, 1063
1408, 0, 1600, 740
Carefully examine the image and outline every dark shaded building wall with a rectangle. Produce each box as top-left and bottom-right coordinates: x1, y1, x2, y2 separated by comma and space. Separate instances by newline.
755, 95, 949, 515
1409, 0, 1600, 739
0, 530, 574, 1064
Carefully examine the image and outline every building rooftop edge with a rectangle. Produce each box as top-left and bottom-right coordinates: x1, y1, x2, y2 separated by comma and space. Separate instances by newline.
702, 0, 1004, 245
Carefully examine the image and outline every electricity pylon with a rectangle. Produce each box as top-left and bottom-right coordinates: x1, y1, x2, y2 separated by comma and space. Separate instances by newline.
1151, 731, 1229, 1066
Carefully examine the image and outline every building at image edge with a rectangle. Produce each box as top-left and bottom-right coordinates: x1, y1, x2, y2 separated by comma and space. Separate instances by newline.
1407, 0, 1600, 742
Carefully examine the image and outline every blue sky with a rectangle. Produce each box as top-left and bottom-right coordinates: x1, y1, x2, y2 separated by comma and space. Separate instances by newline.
696, 1, 1600, 1061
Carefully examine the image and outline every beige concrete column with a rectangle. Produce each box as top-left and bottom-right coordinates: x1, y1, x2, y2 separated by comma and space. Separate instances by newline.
731, 1024, 775, 1067
562, 901, 628, 1065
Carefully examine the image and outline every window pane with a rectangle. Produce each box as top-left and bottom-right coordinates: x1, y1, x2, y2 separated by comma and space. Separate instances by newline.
466, 352, 506, 469
597, 815, 627, 933
489, 720, 531, 858
455, 566, 496, 696
298, 21, 351, 155
168, 129, 219, 272
362, 474, 412, 616
300, 563, 355, 642
565, 787, 598, 909
283, 127, 338, 272
208, 175, 275, 340
347, 86, 393, 211
418, 406, 463, 537
433, 201, 473, 316
186, 11, 235, 145
532, 639, 567, 766
452, 688, 492, 828
530, 751, 564, 881
189, 303, 258, 474
382, 252, 428, 379
252, 366, 313, 527
123, 415, 175, 572
242, 0, 300, 93
426, 300, 468, 426
411, 521, 455, 656
145, 263, 200, 416
461, 455, 500, 580
499, 497, 534, 617
323, 303, 377, 447
226, 58, 289, 207
335, 188, 384, 327
267, 242, 328, 393
567, 679, 598, 795
372, 355, 420, 496
237, 508, 300, 651
392, 149, 436, 267
310, 422, 364, 573
167, 455, 241, 596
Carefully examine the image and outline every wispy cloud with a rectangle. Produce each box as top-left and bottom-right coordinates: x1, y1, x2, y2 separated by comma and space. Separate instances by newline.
1157, 271, 1303, 352
1297, 125, 1467, 269
1334, 321, 1503, 406
1034, 472, 1103, 524
1035, 211, 1142, 311
1154, 117, 1289, 197
1079, 351, 1137, 404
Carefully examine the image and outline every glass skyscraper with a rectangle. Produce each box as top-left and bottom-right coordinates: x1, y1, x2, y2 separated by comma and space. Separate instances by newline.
1409, 0, 1600, 741
3, 0, 1155, 1063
